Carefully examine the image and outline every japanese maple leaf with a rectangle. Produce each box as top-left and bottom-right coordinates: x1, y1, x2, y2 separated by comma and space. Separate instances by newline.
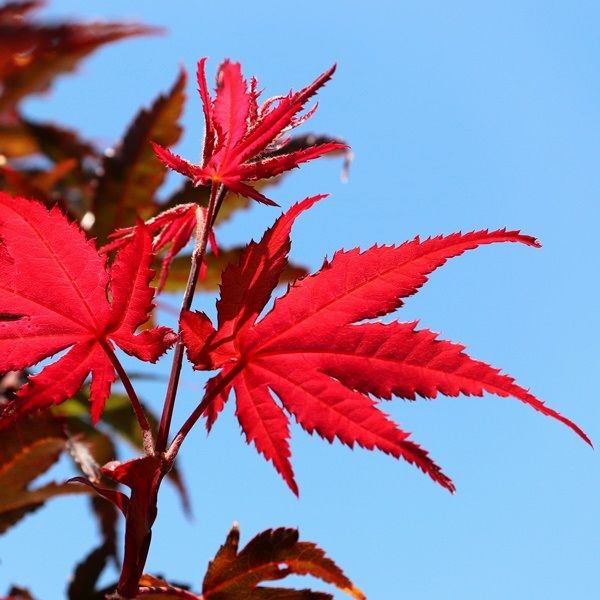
181, 196, 590, 495
0, 192, 174, 424
152, 58, 346, 206
103, 203, 217, 291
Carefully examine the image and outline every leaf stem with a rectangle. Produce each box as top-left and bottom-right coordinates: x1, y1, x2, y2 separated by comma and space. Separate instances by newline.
100, 338, 154, 454
166, 365, 240, 462
156, 182, 225, 453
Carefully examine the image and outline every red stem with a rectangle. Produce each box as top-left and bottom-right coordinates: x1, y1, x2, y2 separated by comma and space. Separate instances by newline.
100, 338, 154, 454
166, 365, 240, 462
155, 183, 224, 453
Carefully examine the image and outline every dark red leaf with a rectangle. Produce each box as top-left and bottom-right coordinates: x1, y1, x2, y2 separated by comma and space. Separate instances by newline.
92, 69, 187, 244
2, 586, 36, 600
0, 413, 88, 533
202, 525, 364, 600
0, 10, 160, 112
67, 543, 113, 600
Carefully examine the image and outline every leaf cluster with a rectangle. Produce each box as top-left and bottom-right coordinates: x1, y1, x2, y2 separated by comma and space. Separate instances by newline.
0, 1, 589, 598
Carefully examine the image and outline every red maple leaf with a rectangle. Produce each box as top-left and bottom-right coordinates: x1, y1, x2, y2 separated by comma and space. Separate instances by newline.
0, 193, 174, 424
103, 203, 218, 291
180, 197, 590, 495
152, 58, 347, 206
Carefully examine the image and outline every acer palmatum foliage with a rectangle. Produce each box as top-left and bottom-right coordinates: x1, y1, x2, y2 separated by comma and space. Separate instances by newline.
103, 203, 218, 291
180, 196, 590, 495
0, 39, 590, 599
152, 58, 347, 206
0, 193, 174, 425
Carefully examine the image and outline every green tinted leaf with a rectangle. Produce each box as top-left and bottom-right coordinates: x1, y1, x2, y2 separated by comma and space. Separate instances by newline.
161, 249, 308, 294
0, 124, 39, 158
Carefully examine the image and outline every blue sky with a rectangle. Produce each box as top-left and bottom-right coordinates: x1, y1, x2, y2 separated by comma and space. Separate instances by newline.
2, 1, 599, 598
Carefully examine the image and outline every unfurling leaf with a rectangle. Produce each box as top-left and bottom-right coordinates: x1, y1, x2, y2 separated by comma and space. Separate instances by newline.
0, 193, 174, 425
103, 203, 211, 292
162, 180, 253, 227
181, 197, 589, 495
154, 58, 346, 205
202, 524, 365, 600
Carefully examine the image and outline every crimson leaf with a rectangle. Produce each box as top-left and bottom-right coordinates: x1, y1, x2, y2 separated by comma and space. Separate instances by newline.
0, 193, 174, 424
181, 197, 589, 495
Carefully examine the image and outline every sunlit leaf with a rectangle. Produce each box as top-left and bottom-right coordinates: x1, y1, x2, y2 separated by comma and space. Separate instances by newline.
163, 181, 252, 226
182, 197, 589, 495
202, 524, 365, 600
0, 194, 175, 425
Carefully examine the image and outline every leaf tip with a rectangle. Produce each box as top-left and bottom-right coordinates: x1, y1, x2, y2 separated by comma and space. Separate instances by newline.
343, 584, 366, 600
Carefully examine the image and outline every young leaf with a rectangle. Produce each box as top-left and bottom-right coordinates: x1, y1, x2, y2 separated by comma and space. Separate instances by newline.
153, 58, 346, 206
0, 193, 174, 424
181, 198, 590, 495
0, 414, 88, 533
163, 180, 254, 228
103, 203, 211, 291
92, 70, 187, 244
202, 524, 365, 600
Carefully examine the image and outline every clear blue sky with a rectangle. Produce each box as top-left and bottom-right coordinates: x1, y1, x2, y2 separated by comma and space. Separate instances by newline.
2, 1, 599, 598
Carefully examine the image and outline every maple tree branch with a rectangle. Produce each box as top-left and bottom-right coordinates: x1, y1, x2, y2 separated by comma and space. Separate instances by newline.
99, 339, 154, 454
156, 182, 226, 453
